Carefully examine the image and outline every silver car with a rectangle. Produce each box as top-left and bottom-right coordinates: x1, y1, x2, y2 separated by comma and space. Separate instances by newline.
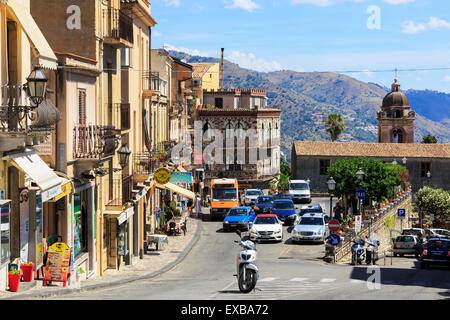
393, 235, 421, 257
243, 189, 263, 206
291, 213, 329, 243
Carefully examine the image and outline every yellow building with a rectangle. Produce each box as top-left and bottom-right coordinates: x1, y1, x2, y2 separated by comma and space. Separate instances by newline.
191, 63, 220, 105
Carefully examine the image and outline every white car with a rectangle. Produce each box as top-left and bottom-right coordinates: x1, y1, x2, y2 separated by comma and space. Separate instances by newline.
289, 180, 311, 204
429, 228, 450, 239
291, 213, 329, 243
243, 189, 263, 206
249, 214, 283, 242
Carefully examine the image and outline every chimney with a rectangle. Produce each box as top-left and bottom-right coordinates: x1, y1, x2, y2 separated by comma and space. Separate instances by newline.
220, 48, 224, 90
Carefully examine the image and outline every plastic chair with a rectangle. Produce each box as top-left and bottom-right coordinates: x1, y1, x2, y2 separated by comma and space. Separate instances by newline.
168, 222, 177, 236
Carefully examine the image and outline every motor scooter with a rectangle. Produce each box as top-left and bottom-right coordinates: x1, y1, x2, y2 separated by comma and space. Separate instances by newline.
234, 230, 259, 293
365, 238, 380, 265
351, 238, 365, 265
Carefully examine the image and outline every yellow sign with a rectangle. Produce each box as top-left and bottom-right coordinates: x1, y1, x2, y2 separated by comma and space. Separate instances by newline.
54, 181, 72, 201
154, 168, 171, 185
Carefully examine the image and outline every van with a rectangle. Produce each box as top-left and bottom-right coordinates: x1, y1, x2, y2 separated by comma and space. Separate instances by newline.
289, 180, 311, 204
210, 178, 239, 219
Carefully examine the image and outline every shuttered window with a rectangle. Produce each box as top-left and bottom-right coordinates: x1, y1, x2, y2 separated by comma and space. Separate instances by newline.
78, 89, 87, 125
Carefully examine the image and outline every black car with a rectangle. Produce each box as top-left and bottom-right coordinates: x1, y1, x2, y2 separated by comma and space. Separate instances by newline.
273, 193, 294, 201
420, 238, 450, 269
254, 195, 274, 214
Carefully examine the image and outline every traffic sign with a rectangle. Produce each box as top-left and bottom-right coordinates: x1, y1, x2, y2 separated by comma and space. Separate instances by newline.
356, 189, 365, 200
327, 233, 341, 246
328, 219, 340, 232
430, 214, 435, 220
397, 208, 406, 219
354, 215, 362, 233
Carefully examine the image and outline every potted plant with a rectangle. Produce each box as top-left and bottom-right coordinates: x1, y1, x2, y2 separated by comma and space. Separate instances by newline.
20, 262, 34, 282
8, 269, 21, 292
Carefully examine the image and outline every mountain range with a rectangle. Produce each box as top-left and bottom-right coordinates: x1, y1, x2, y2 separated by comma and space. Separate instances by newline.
168, 51, 450, 157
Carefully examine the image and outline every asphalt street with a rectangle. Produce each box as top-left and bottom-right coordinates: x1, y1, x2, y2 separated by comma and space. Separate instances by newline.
42, 197, 450, 300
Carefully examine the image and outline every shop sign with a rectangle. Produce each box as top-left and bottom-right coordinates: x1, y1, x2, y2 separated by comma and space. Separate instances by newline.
44, 242, 71, 286
41, 184, 63, 202
54, 181, 72, 201
170, 172, 193, 184
19, 188, 29, 263
36, 135, 52, 155
154, 167, 171, 185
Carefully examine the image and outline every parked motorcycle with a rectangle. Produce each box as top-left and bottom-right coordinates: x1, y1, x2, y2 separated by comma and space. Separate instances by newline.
234, 230, 259, 293
365, 238, 380, 265
351, 238, 365, 265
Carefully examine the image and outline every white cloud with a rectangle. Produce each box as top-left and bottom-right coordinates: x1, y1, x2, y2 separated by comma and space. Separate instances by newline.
162, 43, 210, 57
164, 0, 181, 7
153, 30, 162, 37
226, 51, 282, 72
443, 75, 450, 82
402, 17, 450, 34
383, 0, 414, 4
225, 0, 260, 12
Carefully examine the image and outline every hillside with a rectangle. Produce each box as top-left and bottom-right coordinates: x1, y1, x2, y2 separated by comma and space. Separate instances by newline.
169, 51, 450, 157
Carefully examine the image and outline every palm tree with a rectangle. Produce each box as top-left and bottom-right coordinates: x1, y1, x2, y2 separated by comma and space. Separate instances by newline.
323, 113, 346, 142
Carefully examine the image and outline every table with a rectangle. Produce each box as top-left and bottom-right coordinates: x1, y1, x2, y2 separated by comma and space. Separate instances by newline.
166, 217, 185, 235
145, 233, 169, 252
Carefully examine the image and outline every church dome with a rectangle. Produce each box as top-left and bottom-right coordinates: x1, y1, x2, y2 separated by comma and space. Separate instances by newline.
382, 79, 410, 108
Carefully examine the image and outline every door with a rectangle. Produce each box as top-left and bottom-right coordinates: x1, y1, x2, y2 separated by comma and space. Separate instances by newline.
102, 215, 108, 273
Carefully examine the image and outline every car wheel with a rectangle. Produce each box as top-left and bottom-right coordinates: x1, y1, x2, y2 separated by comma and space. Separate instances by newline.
400, 254, 404, 257
421, 261, 427, 269
393, 253, 398, 257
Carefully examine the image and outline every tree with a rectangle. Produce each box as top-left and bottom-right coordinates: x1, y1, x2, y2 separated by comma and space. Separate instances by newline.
280, 154, 290, 177
422, 134, 438, 144
416, 186, 450, 221
323, 113, 346, 142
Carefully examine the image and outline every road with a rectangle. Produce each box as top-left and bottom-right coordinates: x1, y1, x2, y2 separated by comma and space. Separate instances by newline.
44, 197, 450, 300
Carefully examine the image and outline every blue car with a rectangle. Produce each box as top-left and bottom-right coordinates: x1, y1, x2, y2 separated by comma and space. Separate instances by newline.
272, 199, 297, 225
273, 192, 294, 201
254, 195, 274, 214
223, 207, 256, 232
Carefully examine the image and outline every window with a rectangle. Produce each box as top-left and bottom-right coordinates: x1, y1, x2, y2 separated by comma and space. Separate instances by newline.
78, 89, 87, 125
225, 122, 234, 139
320, 159, 331, 175
214, 97, 223, 109
421, 162, 431, 177
203, 122, 212, 140
251, 97, 256, 109
392, 129, 403, 143
234, 97, 240, 109
1, 201, 10, 267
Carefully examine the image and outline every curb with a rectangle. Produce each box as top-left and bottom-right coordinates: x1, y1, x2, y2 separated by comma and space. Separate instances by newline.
2, 218, 203, 300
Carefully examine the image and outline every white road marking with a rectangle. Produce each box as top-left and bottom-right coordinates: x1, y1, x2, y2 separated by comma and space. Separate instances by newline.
289, 278, 309, 282
350, 279, 366, 284
320, 278, 337, 283
260, 277, 277, 282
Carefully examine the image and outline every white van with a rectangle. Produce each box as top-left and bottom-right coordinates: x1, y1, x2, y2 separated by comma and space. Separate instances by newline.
289, 180, 311, 204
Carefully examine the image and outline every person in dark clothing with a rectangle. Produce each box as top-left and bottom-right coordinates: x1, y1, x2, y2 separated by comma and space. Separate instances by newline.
333, 201, 342, 222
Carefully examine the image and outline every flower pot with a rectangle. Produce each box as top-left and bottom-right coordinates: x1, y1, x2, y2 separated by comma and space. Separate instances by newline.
20, 264, 34, 282
8, 274, 20, 292
337, 230, 343, 236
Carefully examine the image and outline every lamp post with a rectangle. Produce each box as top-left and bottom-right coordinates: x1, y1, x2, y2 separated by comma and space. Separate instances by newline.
118, 144, 131, 168
402, 157, 407, 165
356, 168, 364, 216
426, 171, 431, 186
327, 177, 336, 220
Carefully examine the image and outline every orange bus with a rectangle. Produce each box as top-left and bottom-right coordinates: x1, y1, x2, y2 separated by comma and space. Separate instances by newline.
210, 178, 239, 219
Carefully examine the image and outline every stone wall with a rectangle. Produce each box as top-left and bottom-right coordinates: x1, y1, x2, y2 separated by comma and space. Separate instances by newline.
334, 191, 412, 263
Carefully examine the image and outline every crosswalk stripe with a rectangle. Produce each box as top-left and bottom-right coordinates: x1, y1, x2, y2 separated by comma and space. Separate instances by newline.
350, 279, 366, 284
289, 278, 309, 282
260, 277, 277, 282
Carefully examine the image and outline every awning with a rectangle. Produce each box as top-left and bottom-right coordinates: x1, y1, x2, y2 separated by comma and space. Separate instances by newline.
6, 0, 58, 70
10, 150, 63, 202
53, 179, 72, 201
104, 207, 135, 225
154, 182, 195, 200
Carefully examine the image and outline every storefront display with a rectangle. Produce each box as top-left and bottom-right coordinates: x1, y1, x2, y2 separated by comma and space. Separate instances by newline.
19, 188, 29, 263
73, 191, 88, 257
0, 200, 11, 267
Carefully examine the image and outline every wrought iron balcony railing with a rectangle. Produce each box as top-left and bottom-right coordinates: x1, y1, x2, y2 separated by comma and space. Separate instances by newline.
73, 124, 118, 159
107, 102, 130, 130
103, 8, 134, 45
142, 72, 161, 92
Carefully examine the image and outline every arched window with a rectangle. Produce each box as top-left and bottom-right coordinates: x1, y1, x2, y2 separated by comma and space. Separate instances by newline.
225, 122, 234, 139
235, 122, 244, 139
203, 122, 212, 139
392, 129, 403, 143
268, 123, 272, 145
394, 110, 402, 118
261, 123, 265, 145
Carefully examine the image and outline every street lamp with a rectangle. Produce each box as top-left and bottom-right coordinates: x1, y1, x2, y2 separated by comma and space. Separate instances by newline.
118, 144, 131, 168
25, 65, 48, 108
356, 168, 364, 215
392, 159, 398, 165
426, 171, 431, 186
402, 157, 407, 165
327, 177, 336, 220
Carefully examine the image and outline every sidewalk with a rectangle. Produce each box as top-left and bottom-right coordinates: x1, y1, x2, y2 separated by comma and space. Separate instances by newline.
0, 215, 202, 300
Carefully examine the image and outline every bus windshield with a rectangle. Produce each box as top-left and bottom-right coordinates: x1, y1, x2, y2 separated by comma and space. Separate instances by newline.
212, 188, 237, 201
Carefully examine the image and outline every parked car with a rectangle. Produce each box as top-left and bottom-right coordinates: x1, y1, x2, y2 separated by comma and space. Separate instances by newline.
223, 207, 256, 232
254, 195, 274, 214
249, 214, 283, 242
429, 229, 450, 239
291, 213, 329, 244
243, 189, 263, 206
288, 180, 312, 204
273, 192, 294, 201
420, 238, 450, 269
272, 199, 297, 225
298, 204, 324, 217
401, 228, 425, 243
393, 235, 421, 257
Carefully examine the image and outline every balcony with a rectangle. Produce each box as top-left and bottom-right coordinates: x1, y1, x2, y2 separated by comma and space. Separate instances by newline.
106, 176, 132, 211
142, 72, 161, 99
73, 124, 118, 160
133, 152, 152, 183
103, 8, 134, 48
107, 102, 130, 131
0, 85, 59, 152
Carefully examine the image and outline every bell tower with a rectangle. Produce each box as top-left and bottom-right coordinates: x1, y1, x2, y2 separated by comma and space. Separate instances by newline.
377, 79, 415, 143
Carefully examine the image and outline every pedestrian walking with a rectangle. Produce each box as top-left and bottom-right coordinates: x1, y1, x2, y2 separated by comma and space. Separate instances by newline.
187, 197, 193, 217
194, 193, 202, 219
333, 201, 342, 222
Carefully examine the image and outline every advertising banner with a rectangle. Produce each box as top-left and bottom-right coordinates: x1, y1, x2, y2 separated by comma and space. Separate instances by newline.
19, 188, 29, 263
170, 172, 193, 184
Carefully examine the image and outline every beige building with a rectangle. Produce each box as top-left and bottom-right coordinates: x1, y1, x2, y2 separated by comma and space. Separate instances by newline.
191, 63, 220, 106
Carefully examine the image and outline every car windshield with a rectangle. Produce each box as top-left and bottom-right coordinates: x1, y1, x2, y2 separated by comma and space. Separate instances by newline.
396, 236, 414, 242
212, 188, 237, 201
426, 240, 450, 250
299, 217, 324, 226
290, 183, 309, 190
273, 201, 294, 209
228, 209, 249, 216
255, 217, 278, 224
403, 230, 420, 236
246, 190, 262, 196
300, 208, 322, 214
434, 230, 450, 236
257, 196, 273, 203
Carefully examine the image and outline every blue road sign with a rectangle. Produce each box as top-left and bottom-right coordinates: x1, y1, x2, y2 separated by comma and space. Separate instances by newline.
398, 208, 406, 218
327, 233, 341, 246
356, 189, 366, 200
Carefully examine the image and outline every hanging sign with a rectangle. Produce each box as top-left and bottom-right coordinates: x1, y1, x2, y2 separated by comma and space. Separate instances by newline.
170, 172, 193, 184
154, 168, 171, 185
43, 242, 71, 287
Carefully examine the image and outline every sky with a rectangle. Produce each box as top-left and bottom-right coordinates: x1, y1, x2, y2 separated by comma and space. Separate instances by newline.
151, 0, 450, 93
